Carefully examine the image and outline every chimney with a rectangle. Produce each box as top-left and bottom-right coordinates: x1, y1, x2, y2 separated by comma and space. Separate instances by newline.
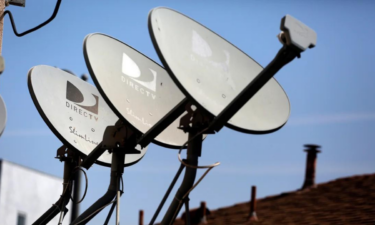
248, 186, 258, 221
139, 210, 144, 225
301, 144, 321, 189
199, 201, 207, 224
182, 201, 210, 225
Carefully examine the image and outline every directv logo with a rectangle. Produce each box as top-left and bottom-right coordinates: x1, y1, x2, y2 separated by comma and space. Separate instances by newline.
121, 52, 157, 100
66, 81, 99, 121
190, 30, 236, 91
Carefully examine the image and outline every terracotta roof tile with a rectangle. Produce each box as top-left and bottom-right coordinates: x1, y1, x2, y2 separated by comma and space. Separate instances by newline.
170, 174, 375, 225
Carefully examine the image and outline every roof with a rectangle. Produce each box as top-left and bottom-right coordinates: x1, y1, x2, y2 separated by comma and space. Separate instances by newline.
173, 173, 375, 225
180, 205, 211, 225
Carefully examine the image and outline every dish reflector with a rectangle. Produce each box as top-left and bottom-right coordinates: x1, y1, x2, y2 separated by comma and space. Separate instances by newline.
28, 65, 147, 167
84, 33, 189, 148
149, 7, 291, 134
0, 95, 6, 137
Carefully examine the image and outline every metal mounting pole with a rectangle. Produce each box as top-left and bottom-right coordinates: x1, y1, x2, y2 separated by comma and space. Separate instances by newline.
184, 197, 191, 225
116, 174, 121, 225
32, 160, 73, 225
32, 146, 76, 225
104, 201, 116, 225
210, 15, 317, 132
71, 148, 125, 225
149, 163, 185, 225
71, 156, 82, 222
161, 130, 202, 225
209, 45, 299, 132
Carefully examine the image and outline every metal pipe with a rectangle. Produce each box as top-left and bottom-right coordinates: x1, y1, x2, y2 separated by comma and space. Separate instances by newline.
301, 144, 321, 189
184, 198, 191, 225
70, 187, 117, 224
248, 186, 258, 221
32, 205, 60, 225
71, 149, 125, 225
58, 207, 65, 225
139, 210, 144, 225
116, 182, 121, 225
71, 160, 82, 222
149, 163, 185, 225
103, 201, 117, 225
200, 201, 207, 223
160, 131, 202, 225
250, 186, 256, 214
32, 159, 74, 225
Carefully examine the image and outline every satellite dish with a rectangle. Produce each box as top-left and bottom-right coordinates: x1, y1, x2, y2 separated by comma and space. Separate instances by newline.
28, 65, 147, 167
84, 33, 190, 148
148, 7, 291, 134
0, 95, 7, 137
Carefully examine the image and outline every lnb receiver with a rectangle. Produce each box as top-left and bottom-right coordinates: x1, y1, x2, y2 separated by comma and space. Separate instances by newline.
278, 15, 317, 53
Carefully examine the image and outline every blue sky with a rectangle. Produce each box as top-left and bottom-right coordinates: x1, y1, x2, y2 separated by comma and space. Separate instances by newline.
1, 1, 375, 224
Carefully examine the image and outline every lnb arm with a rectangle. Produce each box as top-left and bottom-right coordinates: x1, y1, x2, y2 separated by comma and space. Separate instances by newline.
210, 14, 317, 132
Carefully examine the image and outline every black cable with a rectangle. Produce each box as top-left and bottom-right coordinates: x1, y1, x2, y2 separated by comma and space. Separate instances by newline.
74, 200, 116, 225
164, 128, 220, 225
149, 162, 186, 225
70, 166, 88, 204
2, 0, 62, 37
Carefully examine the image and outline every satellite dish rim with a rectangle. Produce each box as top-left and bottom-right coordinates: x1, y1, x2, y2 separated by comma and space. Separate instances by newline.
27, 66, 146, 168
83, 32, 190, 149
148, 7, 290, 134
0, 95, 7, 137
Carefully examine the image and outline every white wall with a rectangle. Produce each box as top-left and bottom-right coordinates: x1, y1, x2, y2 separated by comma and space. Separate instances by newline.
0, 160, 72, 225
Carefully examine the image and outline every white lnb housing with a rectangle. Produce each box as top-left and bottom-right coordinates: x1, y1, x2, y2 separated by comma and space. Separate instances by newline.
279, 15, 317, 52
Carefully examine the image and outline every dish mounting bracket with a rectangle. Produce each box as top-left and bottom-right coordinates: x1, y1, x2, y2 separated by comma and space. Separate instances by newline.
179, 102, 214, 134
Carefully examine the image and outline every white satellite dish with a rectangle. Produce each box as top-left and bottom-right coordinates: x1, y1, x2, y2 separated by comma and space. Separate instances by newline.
147, 7, 316, 225
149, 7, 291, 134
28, 65, 147, 167
84, 33, 191, 148
0, 95, 7, 137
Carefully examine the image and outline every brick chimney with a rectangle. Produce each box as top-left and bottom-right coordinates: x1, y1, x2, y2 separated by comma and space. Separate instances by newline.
301, 144, 321, 189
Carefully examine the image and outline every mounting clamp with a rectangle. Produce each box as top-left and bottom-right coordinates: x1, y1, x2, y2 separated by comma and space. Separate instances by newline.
102, 120, 140, 153
56, 145, 74, 162
179, 102, 214, 134
5, 0, 25, 7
